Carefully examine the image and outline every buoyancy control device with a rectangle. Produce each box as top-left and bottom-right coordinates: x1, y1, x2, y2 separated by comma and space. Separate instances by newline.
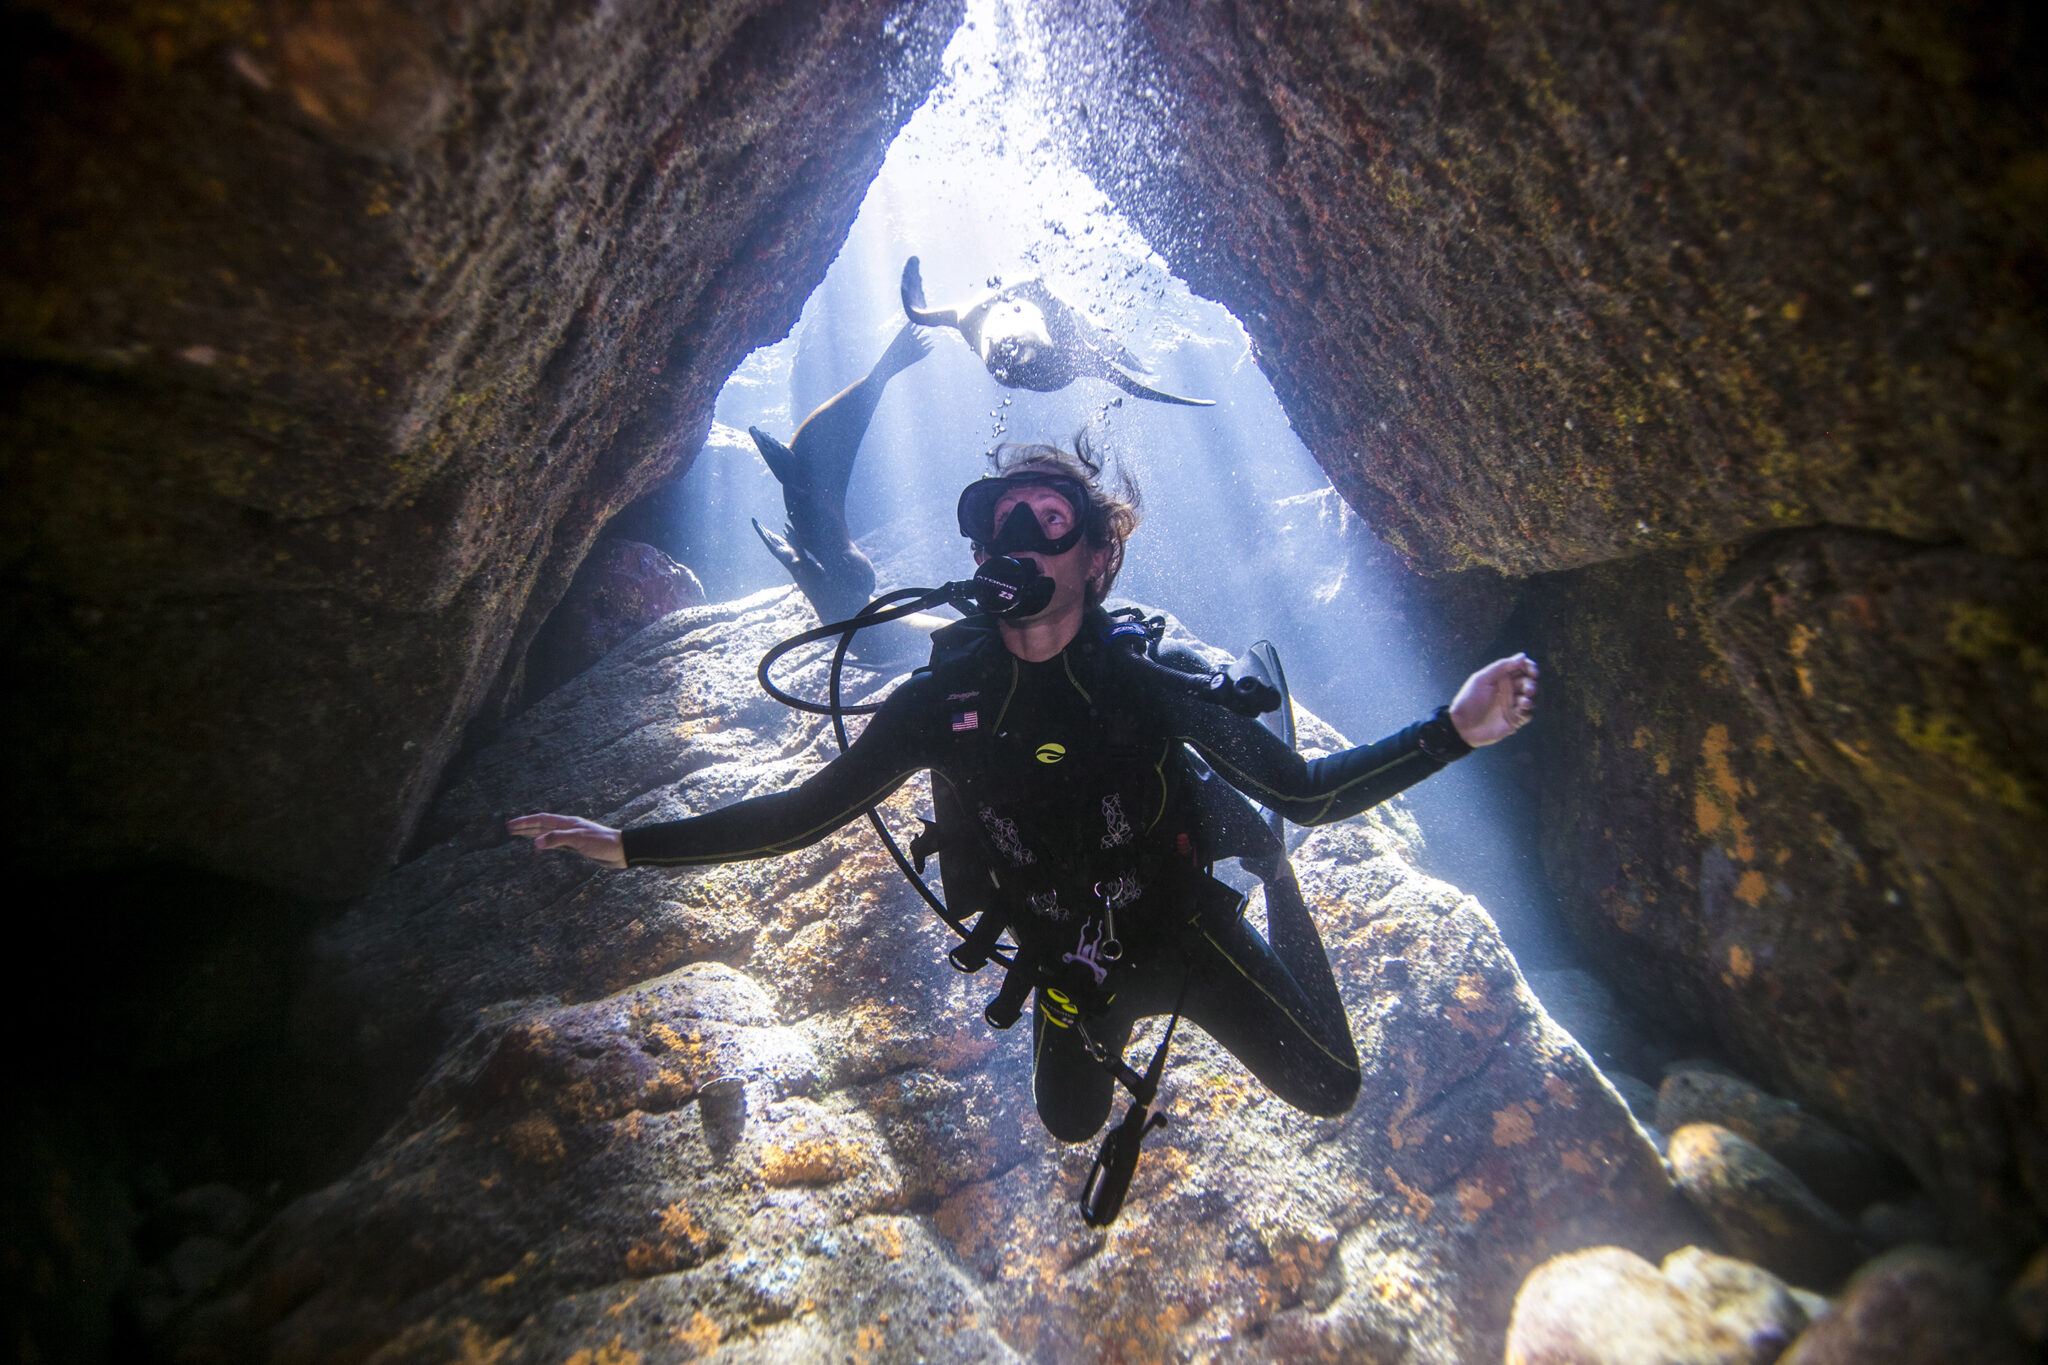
757, 559, 1302, 1225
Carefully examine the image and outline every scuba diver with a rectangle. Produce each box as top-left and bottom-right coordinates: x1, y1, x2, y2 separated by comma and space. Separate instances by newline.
510, 442, 1538, 1221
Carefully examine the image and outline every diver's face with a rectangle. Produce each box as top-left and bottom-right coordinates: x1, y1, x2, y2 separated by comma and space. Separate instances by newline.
976, 486, 1110, 618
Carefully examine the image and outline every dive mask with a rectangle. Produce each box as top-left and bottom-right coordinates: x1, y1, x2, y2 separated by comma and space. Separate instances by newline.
956, 472, 1095, 556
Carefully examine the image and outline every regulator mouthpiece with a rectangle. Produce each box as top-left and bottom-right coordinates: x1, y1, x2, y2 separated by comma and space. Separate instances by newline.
973, 555, 1056, 619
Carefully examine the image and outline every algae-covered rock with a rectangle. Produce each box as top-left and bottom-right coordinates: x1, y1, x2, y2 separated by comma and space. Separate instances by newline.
1039, 0, 2047, 577
2, 0, 960, 896
1518, 542, 2046, 1261
192, 589, 1690, 1363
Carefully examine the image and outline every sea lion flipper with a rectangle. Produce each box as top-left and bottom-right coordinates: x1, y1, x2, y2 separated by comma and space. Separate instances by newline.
875, 320, 932, 379
748, 426, 801, 487
1102, 365, 1217, 407
900, 257, 957, 328
751, 517, 804, 577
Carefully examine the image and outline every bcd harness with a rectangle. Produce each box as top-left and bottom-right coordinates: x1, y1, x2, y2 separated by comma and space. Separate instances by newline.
757, 560, 1297, 1225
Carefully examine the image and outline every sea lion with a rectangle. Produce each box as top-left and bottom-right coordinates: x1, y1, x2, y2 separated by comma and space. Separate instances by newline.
750, 322, 930, 627
900, 256, 1216, 407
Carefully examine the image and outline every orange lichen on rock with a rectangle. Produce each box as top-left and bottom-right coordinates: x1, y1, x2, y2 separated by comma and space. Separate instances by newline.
1457, 1177, 1497, 1222
1694, 724, 1756, 860
501, 1113, 566, 1166
1493, 1102, 1539, 1148
669, 1312, 720, 1355
1385, 1164, 1436, 1221
759, 1137, 868, 1186
563, 1335, 640, 1365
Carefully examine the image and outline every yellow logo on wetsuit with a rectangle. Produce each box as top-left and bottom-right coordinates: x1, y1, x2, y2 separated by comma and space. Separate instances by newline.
1035, 742, 1066, 764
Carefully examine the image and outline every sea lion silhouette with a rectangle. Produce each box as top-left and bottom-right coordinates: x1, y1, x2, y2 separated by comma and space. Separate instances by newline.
750, 322, 930, 625
900, 256, 1215, 407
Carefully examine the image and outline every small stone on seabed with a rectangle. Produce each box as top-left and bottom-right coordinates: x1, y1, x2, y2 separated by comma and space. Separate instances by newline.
2007, 1246, 2048, 1344
1656, 1069, 1894, 1212
1666, 1123, 1864, 1290
1777, 1246, 2030, 1364
1504, 1244, 1800, 1365
1660, 1246, 1811, 1359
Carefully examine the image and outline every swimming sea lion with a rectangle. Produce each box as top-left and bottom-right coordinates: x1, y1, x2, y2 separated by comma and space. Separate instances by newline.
750, 322, 930, 626
900, 257, 1216, 407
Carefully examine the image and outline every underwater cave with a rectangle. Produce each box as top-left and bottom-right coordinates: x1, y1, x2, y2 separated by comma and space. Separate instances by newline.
4, 0, 2045, 1361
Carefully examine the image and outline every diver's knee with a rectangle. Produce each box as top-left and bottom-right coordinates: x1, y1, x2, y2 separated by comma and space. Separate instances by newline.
1037, 1096, 1111, 1144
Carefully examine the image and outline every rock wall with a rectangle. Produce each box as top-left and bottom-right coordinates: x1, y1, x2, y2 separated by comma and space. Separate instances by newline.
2, 0, 959, 898
1028, 0, 2047, 1256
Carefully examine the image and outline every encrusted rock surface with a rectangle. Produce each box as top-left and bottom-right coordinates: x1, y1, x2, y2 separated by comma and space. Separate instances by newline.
180, 590, 1693, 1362
2, 0, 959, 896
1518, 538, 2046, 1256
1035, 0, 2046, 576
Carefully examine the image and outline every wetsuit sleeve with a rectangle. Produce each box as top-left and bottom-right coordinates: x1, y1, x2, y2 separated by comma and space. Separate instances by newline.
1167, 693, 1459, 827
620, 675, 938, 867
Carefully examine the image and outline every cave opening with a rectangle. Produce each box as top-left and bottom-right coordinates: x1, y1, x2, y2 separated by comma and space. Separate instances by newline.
604, 0, 1568, 970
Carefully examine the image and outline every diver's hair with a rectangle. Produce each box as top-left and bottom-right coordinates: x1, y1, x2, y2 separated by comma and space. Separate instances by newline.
987, 433, 1141, 606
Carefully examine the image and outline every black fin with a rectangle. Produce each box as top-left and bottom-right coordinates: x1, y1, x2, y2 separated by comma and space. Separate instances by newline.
1102, 365, 1216, 407
750, 517, 802, 577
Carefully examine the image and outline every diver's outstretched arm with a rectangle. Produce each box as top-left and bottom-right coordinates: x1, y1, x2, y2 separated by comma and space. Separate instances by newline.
1448, 653, 1539, 746
1170, 654, 1538, 825
510, 671, 945, 870
507, 813, 625, 867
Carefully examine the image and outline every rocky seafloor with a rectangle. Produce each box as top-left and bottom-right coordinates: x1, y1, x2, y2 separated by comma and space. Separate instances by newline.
150, 590, 1689, 1363
122, 585, 2035, 1363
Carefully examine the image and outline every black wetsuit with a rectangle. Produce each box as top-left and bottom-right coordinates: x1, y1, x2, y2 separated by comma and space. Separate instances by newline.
623, 608, 1466, 1141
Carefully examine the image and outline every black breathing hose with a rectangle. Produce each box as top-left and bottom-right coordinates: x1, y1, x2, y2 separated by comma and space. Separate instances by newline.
756, 578, 1016, 968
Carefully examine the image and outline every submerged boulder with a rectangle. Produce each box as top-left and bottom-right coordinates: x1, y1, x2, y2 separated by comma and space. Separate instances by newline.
522, 537, 707, 699
182, 589, 1692, 1363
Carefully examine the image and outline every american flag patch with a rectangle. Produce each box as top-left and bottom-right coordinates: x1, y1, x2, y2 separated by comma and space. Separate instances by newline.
951, 711, 979, 732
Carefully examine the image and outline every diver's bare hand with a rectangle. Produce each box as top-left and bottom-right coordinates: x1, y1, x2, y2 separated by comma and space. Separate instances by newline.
1449, 653, 1539, 747
507, 813, 626, 868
